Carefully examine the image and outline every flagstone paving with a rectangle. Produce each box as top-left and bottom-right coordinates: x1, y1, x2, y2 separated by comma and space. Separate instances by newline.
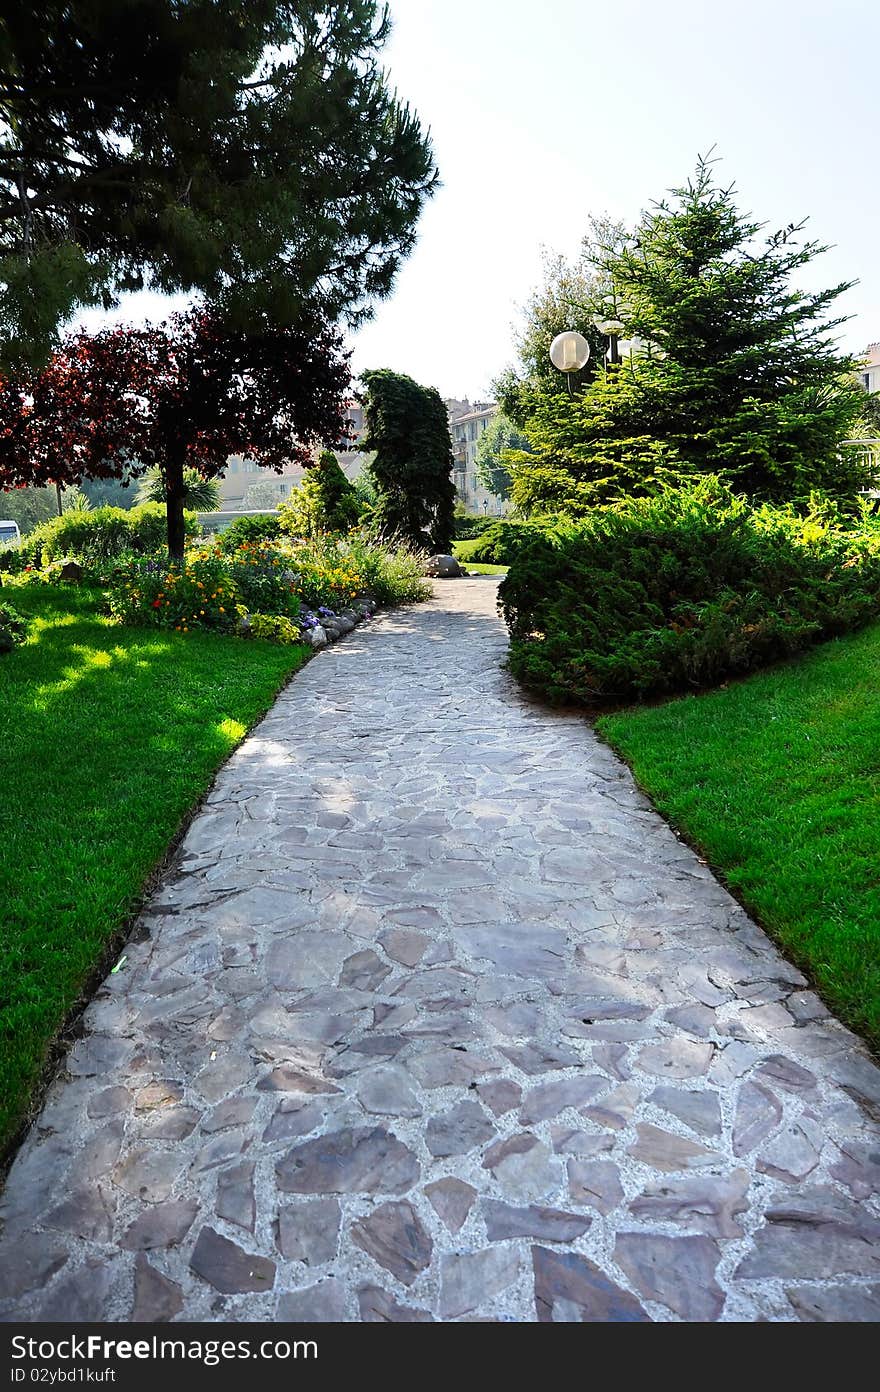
2, 578, 880, 1323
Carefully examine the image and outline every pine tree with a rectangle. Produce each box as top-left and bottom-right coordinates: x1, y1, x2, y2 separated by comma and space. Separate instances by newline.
511, 158, 867, 514
0, 2, 438, 368
360, 370, 456, 551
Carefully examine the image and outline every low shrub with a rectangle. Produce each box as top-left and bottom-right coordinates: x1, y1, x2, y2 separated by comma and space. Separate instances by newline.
21, 503, 197, 567
455, 519, 550, 565
0, 600, 26, 652
0, 547, 25, 574
217, 513, 282, 552
344, 533, 431, 606
499, 479, 880, 704
238, 611, 303, 644
453, 513, 499, 541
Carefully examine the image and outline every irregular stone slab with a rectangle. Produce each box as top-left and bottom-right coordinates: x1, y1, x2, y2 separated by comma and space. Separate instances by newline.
88, 1086, 132, 1119
786, 1283, 880, 1322
551, 1127, 615, 1158
278, 1199, 341, 1265
202, 1096, 259, 1133
46, 1185, 115, 1242
135, 1079, 184, 1110
426, 1099, 495, 1157
216, 1161, 256, 1233
614, 1233, 724, 1321
456, 921, 568, 980
735, 1189, 880, 1278
647, 1086, 722, 1137
276, 1127, 420, 1195
266, 932, 351, 991
113, 1148, 185, 1203
439, 1247, 520, 1319
519, 1076, 607, 1125
409, 1047, 499, 1088
378, 928, 429, 967
357, 1065, 422, 1119
358, 1285, 433, 1322
482, 1134, 561, 1201
189, 1227, 276, 1294
629, 1170, 750, 1238
567, 1160, 624, 1214
499, 1042, 582, 1075
483, 1201, 591, 1243
830, 1139, 880, 1200
262, 1099, 324, 1143
753, 1054, 818, 1095
351, 1201, 433, 1286
757, 1119, 822, 1183
276, 1279, 346, 1322
0, 1233, 69, 1300
732, 1080, 783, 1156
477, 1079, 522, 1116
132, 1254, 183, 1322
424, 1178, 477, 1234
195, 1052, 253, 1102
121, 1200, 199, 1250
257, 1066, 340, 1095
628, 1123, 717, 1172
138, 1105, 200, 1141
581, 1082, 641, 1131
37, 1258, 120, 1322
532, 1246, 649, 1323
636, 1038, 714, 1079
340, 949, 391, 992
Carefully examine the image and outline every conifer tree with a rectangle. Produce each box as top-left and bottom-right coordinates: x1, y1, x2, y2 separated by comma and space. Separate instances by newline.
360, 369, 455, 551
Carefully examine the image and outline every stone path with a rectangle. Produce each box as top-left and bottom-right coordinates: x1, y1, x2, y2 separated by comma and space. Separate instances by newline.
2, 579, 880, 1323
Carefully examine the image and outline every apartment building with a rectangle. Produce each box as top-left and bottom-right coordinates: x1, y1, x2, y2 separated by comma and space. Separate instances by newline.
446, 399, 505, 515
859, 343, 880, 395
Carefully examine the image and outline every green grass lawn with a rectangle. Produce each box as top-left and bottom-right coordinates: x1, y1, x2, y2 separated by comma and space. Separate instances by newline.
461, 563, 509, 576
0, 581, 309, 1156
598, 622, 880, 1050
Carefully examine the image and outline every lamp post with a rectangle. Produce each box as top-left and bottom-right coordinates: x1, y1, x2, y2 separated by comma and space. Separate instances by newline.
548, 330, 590, 394
594, 317, 626, 374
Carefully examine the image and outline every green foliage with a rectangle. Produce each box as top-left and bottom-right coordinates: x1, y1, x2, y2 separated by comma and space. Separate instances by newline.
474, 415, 531, 499
361, 369, 456, 550
454, 519, 550, 565
453, 513, 498, 541
599, 622, 880, 1049
278, 451, 361, 537
21, 503, 197, 567
510, 159, 867, 514
1, 2, 438, 370
0, 599, 27, 652
499, 479, 880, 704
342, 532, 431, 607
217, 513, 282, 551
240, 612, 303, 645
135, 466, 222, 513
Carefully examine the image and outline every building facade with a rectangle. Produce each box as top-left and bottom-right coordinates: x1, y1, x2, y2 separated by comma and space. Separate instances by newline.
859, 343, 880, 395
446, 400, 506, 515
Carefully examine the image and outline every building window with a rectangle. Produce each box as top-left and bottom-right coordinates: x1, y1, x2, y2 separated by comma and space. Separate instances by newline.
864, 374, 871, 391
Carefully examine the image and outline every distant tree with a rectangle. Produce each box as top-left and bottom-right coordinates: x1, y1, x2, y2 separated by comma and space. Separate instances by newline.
279, 451, 360, 536
511, 158, 868, 513
241, 480, 286, 511
0, 484, 57, 534
0, 308, 352, 559
0, 1, 438, 369
136, 465, 221, 513
360, 369, 455, 550
80, 477, 137, 510
474, 415, 532, 500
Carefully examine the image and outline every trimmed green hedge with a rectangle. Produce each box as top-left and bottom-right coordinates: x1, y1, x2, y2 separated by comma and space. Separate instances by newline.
455, 519, 551, 565
499, 480, 880, 704
20, 503, 197, 566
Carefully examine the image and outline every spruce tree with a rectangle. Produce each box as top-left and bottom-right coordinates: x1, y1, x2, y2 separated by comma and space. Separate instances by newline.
511, 158, 866, 514
360, 370, 456, 551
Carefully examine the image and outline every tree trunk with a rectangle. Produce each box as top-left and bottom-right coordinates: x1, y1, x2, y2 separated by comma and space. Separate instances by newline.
55, 482, 64, 517
165, 450, 187, 563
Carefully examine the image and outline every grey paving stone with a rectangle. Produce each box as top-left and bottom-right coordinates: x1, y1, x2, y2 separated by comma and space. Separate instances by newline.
439, 1247, 520, 1319
614, 1233, 724, 1321
424, 1178, 477, 1234
189, 1227, 276, 1294
358, 1285, 434, 1322
276, 1126, 420, 1195
483, 1201, 591, 1243
647, 1086, 722, 1137
426, 1099, 495, 1156
351, 1201, 433, 1285
121, 1200, 199, 1250
532, 1246, 649, 1323
277, 1199, 341, 1264
629, 1170, 750, 1238
132, 1254, 184, 1322
276, 1279, 346, 1322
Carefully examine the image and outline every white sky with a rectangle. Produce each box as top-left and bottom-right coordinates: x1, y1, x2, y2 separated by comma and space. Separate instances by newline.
80, 0, 880, 401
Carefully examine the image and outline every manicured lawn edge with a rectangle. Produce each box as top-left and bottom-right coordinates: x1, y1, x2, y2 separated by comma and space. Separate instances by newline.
0, 582, 316, 1166
596, 624, 880, 1054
